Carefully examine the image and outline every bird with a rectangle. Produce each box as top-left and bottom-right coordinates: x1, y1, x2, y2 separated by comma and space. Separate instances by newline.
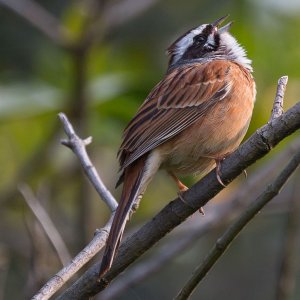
99, 15, 256, 277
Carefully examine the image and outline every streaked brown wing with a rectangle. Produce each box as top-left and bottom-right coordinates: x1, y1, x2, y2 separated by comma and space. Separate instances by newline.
118, 60, 232, 169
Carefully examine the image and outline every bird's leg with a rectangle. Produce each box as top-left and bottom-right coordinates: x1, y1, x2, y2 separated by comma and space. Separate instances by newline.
168, 171, 205, 215
169, 171, 189, 192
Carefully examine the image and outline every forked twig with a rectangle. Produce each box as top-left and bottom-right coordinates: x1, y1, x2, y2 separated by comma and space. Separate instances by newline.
58, 113, 117, 212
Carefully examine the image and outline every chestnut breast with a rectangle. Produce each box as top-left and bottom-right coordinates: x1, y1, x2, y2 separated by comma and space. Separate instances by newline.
159, 61, 256, 175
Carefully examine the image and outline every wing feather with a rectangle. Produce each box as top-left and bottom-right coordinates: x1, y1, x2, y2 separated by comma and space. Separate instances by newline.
118, 61, 233, 170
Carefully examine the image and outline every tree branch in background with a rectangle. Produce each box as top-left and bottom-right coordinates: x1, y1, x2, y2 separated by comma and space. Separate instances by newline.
276, 174, 300, 300
0, 0, 71, 47
98, 135, 300, 300
57, 81, 300, 298
175, 149, 300, 299
19, 184, 72, 267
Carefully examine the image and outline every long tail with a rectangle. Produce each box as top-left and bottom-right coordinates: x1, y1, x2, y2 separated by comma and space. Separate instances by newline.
99, 155, 147, 277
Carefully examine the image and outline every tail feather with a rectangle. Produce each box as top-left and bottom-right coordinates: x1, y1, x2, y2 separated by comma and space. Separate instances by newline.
99, 156, 147, 277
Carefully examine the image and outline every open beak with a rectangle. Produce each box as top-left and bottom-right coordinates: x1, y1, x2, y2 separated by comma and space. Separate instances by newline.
211, 15, 233, 33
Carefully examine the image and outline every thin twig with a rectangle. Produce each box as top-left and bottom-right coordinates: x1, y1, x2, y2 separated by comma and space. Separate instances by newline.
19, 184, 72, 267
276, 174, 300, 300
57, 86, 300, 299
174, 149, 300, 300
270, 76, 288, 121
58, 112, 118, 212
0, 0, 71, 47
98, 136, 300, 300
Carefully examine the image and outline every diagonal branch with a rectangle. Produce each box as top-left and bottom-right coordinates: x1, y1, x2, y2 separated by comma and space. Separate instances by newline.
98, 135, 300, 300
57, 86, 300, 298
174, 149, 300, 299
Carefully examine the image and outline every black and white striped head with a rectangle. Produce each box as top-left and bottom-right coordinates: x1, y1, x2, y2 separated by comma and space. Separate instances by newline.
167, 15, 252, 71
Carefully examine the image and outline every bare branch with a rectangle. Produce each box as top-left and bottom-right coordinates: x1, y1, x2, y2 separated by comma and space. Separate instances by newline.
0, 0, 71, 47
31, 215, 114, 300
56, 85, 300, 298
270, 76, 288, 121
58, 112, 118, 212
19, 184, 72, 267
175, 150, 300, 299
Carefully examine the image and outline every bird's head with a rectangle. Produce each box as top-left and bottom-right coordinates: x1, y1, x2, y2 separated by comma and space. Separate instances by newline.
167, 15, 252, 71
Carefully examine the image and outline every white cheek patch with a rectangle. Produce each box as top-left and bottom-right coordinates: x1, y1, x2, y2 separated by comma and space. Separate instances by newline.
220, 32, 252, 71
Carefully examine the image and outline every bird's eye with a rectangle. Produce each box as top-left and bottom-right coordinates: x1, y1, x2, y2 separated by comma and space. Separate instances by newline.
194, 35, 206, 45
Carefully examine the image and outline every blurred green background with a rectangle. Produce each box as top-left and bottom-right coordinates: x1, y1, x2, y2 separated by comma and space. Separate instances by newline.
1, 0, 300, 299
